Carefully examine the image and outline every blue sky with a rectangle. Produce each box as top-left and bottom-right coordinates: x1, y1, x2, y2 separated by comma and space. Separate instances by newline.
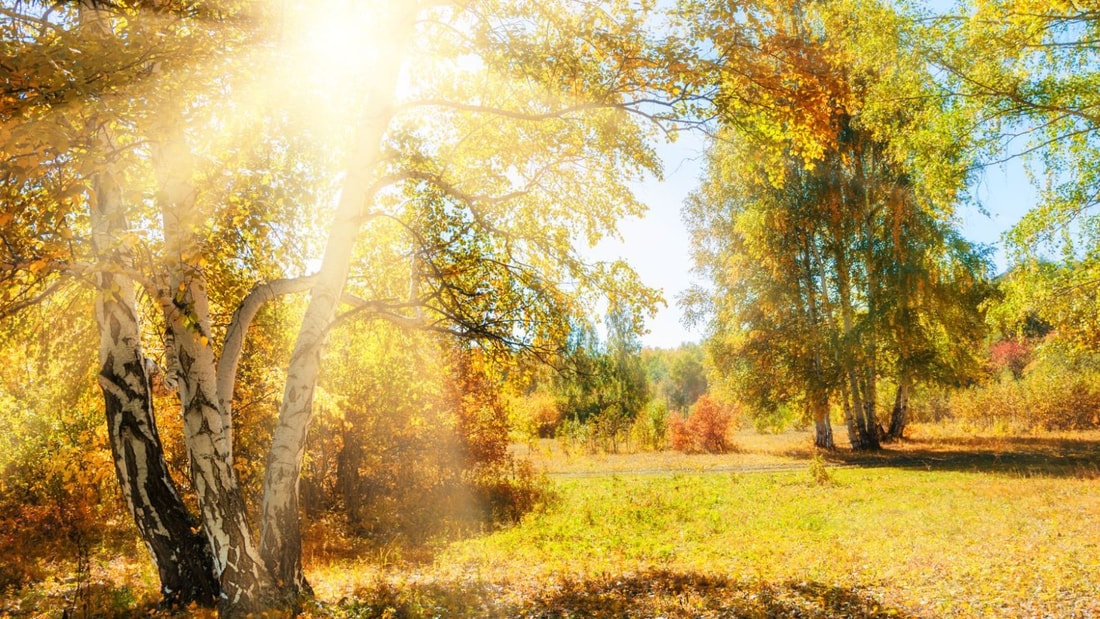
592, 137, 1037, 349
586, 0, 1045, 350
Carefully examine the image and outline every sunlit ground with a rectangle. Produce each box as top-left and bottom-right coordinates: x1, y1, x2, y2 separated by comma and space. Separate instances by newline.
3, 425, 1099, 618
312, 426, 1100, 618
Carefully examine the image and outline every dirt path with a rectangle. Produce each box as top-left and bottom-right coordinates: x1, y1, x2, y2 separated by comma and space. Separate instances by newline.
545, 462, 821, 478
542, 458, 955, 479
537, 430, 1100, 479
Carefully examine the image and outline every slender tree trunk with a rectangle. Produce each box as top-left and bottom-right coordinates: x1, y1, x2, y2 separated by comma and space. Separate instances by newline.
260, 3, 417, 595
336, 431, 363, 527
90, 169, 221, 607
844, 368, 871, 449
800, 234, 834, 451
834, 250, 876, 450
810, 387, 835, 450
153, 127, 281, 615
887, 375, 910, 441
857, 151, 882, 451
861, 367, 881, 450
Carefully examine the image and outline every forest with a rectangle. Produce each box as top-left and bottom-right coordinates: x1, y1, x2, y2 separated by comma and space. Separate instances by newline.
1, 0, 1099, 617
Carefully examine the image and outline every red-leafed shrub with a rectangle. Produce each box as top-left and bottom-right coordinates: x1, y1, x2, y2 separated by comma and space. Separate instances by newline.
990, 338, 1032, 380
668, 395, 735, 454
667, 412, 691, 452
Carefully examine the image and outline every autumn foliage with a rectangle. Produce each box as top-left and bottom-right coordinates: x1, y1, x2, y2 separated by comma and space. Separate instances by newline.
301, 325, 548, 551
989, 338, 1032, 380
668, 395, 735, 454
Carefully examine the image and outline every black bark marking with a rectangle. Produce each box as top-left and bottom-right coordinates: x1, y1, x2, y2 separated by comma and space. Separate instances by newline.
99, 355, 220, 608
178, 347, 194, 376
108, 312, 122, 341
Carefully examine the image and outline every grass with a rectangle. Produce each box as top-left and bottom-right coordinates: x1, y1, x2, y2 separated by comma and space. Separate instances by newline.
4, 425, 1099, 618
326, 468, 1098, 618
315, 426, 1100, 618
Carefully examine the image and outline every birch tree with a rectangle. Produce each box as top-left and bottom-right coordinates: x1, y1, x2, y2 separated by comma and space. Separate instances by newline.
3, 0, 676, 612
926, 1, 1100, 351
681, 0, 990, 449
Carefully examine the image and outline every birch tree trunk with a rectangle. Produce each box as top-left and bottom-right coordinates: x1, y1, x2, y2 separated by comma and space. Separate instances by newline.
833, 242, 876, 450
810, 387, 835, 450
859, 204, 882, 450
861, 367, 881, 449
801, 236, 835, 450
90, 168, 221, 607
887, 374, 910, 441
260, 2, 419, 595
153, 129, 281, 614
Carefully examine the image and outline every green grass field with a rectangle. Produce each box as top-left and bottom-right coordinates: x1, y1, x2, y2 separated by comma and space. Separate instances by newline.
312, 428, 1100, 618
4, 427, 1099, 618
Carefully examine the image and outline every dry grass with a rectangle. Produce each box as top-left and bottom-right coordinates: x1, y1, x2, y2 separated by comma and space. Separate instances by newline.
513, 429, 816, 476
318, 463, 1100, 618
317, 425, 1100, 618
4, 424, 1100, 618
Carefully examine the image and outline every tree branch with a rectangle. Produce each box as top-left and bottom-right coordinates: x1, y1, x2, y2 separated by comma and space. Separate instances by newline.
216, 274, 317, 413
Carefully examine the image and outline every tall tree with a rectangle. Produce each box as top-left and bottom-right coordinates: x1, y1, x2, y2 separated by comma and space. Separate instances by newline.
681, 0, 989, 449
2, 0, 672, 612
930, 0, 1100, 352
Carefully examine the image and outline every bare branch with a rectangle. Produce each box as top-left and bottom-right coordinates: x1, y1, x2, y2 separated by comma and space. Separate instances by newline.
0, 278, 68, 320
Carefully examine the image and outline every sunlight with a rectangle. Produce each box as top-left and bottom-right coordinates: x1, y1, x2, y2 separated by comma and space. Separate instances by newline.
271, 0, 415, 135
293, 0, 385, 93
17, 0, 1100, 616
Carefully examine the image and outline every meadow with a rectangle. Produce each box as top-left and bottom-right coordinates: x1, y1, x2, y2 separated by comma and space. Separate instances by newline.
7, 426, 1097, 618
312, 428, 1100, 618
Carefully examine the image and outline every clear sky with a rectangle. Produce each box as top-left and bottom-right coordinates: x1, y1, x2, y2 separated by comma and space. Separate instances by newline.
587, 0, 1042, 350
589, 132, 710, 349
591, 138, 1038, 350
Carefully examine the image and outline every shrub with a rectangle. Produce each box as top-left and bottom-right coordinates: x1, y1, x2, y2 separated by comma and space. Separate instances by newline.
306, 326, 549, 550
990, 338, 1032, 380
557, 407, 635, 455
808, 454, 833, 486
942, 359, 1100, 432
630, 400, 668, 451
668, 395, 735, 454
468, 458, 551, 525
906, 386, 952, 424
750, 401, 801, 434
524, 392, 563, 439
667, 411, 691, 452
590, 406, 633, 453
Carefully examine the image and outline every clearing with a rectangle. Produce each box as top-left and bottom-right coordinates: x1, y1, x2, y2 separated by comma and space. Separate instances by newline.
307, 426, 1100, 618
4, 426, 1099, 618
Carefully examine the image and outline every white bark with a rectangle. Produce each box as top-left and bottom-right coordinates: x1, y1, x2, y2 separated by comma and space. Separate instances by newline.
153, 119, 280, 612
259, 2, 420, 592
216, 275, 317, 422
90, 161, 219, 606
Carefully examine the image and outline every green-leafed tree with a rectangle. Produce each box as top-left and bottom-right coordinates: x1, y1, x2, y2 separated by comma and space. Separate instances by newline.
550, 307, 651, 450
642, 344, 708, 412
928, 0, 1100, 354
681, 0, 991, 449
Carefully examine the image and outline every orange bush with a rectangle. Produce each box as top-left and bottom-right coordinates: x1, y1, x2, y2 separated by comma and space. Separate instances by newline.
668, 395, 734, 454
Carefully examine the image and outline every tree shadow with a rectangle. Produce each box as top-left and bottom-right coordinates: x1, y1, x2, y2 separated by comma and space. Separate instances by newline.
827, 435, 1100, 478
335, 569, 917, 618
